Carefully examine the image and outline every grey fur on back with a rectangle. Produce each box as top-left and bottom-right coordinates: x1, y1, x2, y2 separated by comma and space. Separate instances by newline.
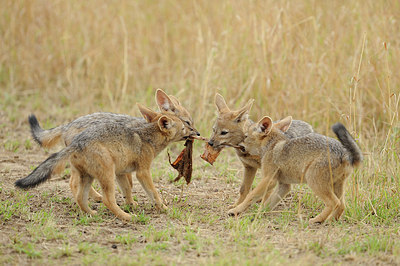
279, 133, 348, 166
62, 113, 146, 145
284, 119, 313, 138
29, 113, 146, 147
69, 119, 160, 152
62, 112, 146, 132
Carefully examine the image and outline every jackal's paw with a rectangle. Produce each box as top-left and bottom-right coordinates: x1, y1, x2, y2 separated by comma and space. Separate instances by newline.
333, 205, 345, 220
156, 203, 169, 212
126, 200, 138, 208
120, 213, 132, 221
308, 217, 324, 224
227, 208, 240, 216
85, 210, 97, 216
91, 195, 103, 202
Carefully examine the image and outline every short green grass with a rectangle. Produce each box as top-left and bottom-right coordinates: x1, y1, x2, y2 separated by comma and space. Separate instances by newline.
4, 140, 20, 152
0, 191, 32, 222
12, 241, 42, 259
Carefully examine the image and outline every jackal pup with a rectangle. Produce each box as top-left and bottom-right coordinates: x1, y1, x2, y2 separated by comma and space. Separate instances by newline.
208, 93, 313, 209
228, 116, 362, 223
27, 89, 199, 205
16, 104, 194, 221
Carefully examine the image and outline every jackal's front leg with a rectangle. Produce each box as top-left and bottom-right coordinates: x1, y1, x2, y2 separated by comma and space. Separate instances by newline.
136, 169, 167, 211
70, 166, 103, 202
229, 165, 257, 209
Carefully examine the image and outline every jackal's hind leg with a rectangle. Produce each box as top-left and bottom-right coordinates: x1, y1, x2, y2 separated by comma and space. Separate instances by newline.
76, 175, 97, 216
308, 174, 341, 224
117, 173, 137, 206
332, 180, 346, 220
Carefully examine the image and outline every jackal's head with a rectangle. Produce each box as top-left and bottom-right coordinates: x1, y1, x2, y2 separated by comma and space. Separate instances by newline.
155, 89, 200, 138
207, 93, 254, 151
242, 116, 292, 156
138, 104, 192, 142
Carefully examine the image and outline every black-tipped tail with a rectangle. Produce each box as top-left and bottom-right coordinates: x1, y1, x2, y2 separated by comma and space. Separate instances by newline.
15, 148, 71, 189
332, 123, 363, 167
28, 114, 43, 145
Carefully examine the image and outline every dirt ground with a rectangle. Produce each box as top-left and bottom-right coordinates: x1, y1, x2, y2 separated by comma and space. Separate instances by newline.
1, 115, 399, 265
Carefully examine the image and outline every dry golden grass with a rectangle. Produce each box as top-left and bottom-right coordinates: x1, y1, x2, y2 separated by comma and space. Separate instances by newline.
1, 0, 399, 264
1, 1, 398, 121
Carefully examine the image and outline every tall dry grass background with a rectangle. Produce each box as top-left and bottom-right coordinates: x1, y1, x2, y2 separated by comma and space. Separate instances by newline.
1, 1, 399, 223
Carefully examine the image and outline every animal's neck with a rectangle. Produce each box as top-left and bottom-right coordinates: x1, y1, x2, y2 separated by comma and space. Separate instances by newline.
150, 133, 172, 156
135, 124, 172, 155
152, 136, 171, 155
260, 130, 288, 156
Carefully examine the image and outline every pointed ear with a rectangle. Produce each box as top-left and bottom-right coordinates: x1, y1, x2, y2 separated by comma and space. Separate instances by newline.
233, 99, 254, 123
169, 95, 181, 106
274, 116, 292, 132
155, 89, 177, 112
257, 116, 273, 134
158, 115, 173, 131
215, 93, 230, 113
137, 103, 158, 122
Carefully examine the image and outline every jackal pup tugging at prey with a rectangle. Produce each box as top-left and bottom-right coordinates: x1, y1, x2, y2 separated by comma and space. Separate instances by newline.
26, 89, 199, 206
228, 116, 362, 223
207, 93, 313, 209
16, 104, 196, 221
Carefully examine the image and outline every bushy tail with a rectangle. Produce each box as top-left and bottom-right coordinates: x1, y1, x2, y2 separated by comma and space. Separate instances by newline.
15, 146, 73, 189
29, 114, 63, 149
332, 123, 363, 167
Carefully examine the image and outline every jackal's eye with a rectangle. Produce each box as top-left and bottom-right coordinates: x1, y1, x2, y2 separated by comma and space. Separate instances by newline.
221, 130, 228, 135
184, 120, 191, 126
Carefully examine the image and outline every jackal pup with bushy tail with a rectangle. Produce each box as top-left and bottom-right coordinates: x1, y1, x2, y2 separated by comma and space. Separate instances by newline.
25, 89, 198, 206
228, 116, 362, 224
16, 104, 195, 221
208, 93, 313, 210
